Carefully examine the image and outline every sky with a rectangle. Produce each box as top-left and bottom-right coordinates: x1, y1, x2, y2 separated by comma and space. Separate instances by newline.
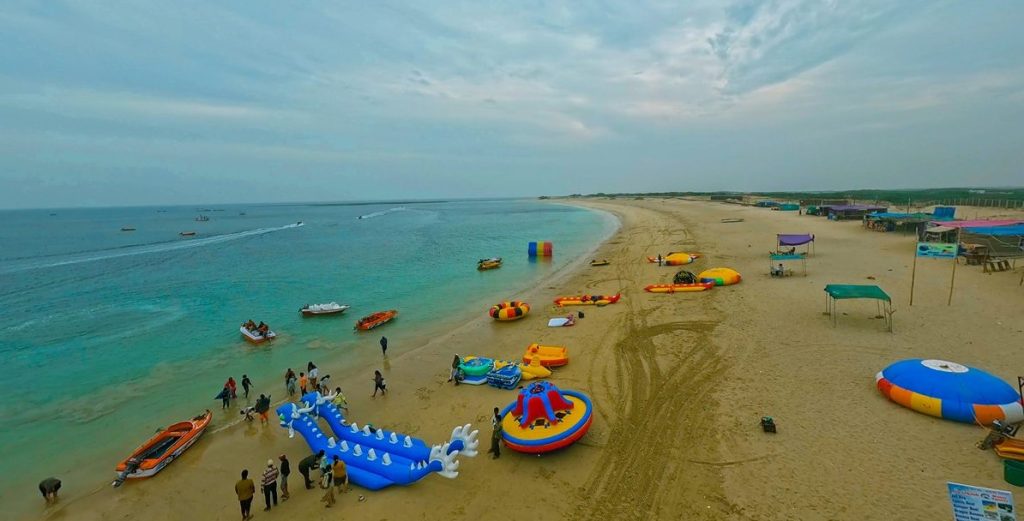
1, 1, 1022, 208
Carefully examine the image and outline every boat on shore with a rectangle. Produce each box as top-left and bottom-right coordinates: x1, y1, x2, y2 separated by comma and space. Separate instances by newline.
300, 302, 350, 316
240, 323, 276, 344
112, 410, 212, 487
355, 310, 397, 330
179, 231, 196, 237
477, 257, 502, 270
590, 259, 610, 266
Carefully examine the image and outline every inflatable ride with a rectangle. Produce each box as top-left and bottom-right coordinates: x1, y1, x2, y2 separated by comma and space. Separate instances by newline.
486, 362, 523, 390
590, 259, 610, 267
698, 267, 742, 286
644, 283, 714, 293
875, 359, 1024, 425
113, 410, 212, 486
458, 356, 494, 385
523, 343, 568, 367
355, 310, 397, 331
647, 252, 700, 266
518, 357, 552, 380
528, 241, 553, 257
499, 381, 593, 454
553, 293, 621, 307
240, 324, 276, 344
477, 257, 502, 271
490, 301, 529, 321
277, 392, 479, 490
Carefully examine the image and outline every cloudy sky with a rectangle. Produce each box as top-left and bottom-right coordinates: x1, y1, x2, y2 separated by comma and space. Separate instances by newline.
1, 1, 1022, 208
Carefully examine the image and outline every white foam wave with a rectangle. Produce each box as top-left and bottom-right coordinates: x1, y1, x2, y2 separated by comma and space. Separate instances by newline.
0, 222, 304, 274
358, 207, 407, 220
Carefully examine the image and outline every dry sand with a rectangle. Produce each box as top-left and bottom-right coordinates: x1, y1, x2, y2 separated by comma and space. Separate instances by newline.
35, 198, 1024, 520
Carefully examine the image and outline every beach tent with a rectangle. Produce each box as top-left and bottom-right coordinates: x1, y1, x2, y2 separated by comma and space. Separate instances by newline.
962, 224, 1024, 259
826, 205, 888, 220
778, 203, 800, 211
823, 284, 893, 332
777, 234, 815, 255
863, 212, 934, 233
769, 252, 806, 276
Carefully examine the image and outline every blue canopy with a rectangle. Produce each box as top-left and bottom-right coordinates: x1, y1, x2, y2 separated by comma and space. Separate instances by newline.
964, 224, 1024, 236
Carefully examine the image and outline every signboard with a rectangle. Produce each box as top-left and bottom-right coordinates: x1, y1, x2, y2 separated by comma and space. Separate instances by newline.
948, 482, 1016, 521
917, 242, 958, 258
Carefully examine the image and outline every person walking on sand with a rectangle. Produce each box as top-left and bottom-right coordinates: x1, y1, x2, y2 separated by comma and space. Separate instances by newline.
298, 450, 322, 489
284, 368, 295, 389
261, 459, 279, 511
319, 374, 331, 393
241, 374, 253, 399
278, 454, 291, 500
332, 455, 349, 494
38, 477, 61, 505
488, 407, 503, 459
448, 354, 461, 384
235, 469, 255, 521
371, 370, 386, 397
379, 335, 388, 357
299, 372, 308, 395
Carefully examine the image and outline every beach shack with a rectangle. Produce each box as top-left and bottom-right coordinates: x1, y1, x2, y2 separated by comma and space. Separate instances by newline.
863, 212, 935, 233
826, 204, 888, 220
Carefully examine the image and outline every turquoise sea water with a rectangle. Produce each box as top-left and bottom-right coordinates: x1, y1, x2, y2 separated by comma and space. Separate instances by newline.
0, 199, 616, 514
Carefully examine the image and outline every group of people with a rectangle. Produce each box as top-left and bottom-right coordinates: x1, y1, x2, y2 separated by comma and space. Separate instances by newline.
234, 449, 353, 519
242, 320, 270, 338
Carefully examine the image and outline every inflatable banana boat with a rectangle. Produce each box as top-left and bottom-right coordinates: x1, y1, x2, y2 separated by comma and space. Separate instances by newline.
643, 283, 714, 293
553, 293, 621, 306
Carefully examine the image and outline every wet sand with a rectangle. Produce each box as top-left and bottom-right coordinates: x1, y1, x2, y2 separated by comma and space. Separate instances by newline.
36, 198, 1024, 520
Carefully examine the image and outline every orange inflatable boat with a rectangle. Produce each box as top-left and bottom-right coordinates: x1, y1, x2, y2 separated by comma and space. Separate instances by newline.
113, 410, 212, 486
523, 343, 569, 367
355, 310, 398, 331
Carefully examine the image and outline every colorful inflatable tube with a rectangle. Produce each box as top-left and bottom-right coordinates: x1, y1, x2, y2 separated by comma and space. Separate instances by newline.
553, 293, 621, 306
698, 267, 742, 286
643, 283, 714, 293
276, 392, 479, 490
875, 359, 1024, 425
489, 301, 529, 321
500, 382, 593, 453
528, 241, 553, 257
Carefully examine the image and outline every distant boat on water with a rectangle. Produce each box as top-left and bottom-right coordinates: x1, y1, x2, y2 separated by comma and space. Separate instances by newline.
179, 231, 196, 237
121, 227, 136, 232
195, 215, 210, 222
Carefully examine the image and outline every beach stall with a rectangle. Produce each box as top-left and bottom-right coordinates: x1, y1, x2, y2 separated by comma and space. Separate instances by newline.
777, 203, 800, 211
961, 224, 1024, 261
776, 233, 814, 255
769, 252, 806, 277
863, 212, 934, 234
823, 284, 893, 332
826, 205, 888, 220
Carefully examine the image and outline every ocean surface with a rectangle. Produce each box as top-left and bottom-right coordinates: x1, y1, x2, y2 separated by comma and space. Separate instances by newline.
0, 199, 616, 515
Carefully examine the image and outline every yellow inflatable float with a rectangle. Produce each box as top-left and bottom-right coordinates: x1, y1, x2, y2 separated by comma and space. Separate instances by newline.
522, 343, 568, 367
489, 301, 529, 321
698, 267, 742, 286
646, 252, 700, 266
495, 358, 552, 381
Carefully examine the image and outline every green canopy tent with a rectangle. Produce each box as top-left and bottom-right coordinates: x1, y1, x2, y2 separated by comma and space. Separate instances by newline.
823, 284, 894, 332
769, 252, 807, 276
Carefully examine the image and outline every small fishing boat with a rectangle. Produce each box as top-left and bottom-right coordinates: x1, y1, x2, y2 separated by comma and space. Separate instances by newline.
195, 215, 210, 222
179, 231, 196, 237
590, 259, 610, 266
240, 324, 276, 344
121, 227, 136, 232
113, 410, 212, 487
300, 302, 350, 316
355, 310, 397, 331
477, 257, 502, 270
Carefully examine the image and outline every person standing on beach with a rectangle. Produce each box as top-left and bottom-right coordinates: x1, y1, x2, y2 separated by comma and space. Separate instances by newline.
488, 407, 503, 459
217, 386, 231, 409
241, 374, 253, 399
448, 354, 461, 384
298, 450, 322, 489
255, 394, 271, 425
235, 469, 255, 521
38, 477, 61, 505
380, 336, 388, 357
319, 374, 331, 393
307, 362, 319, 389
286, 372, 297, 397
278, 454, 291, 500
371, 370, 386, 397
284, 368, 295, 389
320, 455, 335, 508
332, 455, 349, 494
299, 372, 308, 395
261, 459, 279, 511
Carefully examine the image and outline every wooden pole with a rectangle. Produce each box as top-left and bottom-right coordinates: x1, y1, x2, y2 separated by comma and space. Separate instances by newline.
947, 229, 959, 306
909, 246, 918, 306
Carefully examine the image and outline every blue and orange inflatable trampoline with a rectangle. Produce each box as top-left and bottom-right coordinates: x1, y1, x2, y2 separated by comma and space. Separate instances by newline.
500, 381, 592, 453
875, 359, 1024, 425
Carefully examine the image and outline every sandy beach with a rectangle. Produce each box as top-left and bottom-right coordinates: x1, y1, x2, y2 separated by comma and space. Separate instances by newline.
38, 198, 1024, 521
